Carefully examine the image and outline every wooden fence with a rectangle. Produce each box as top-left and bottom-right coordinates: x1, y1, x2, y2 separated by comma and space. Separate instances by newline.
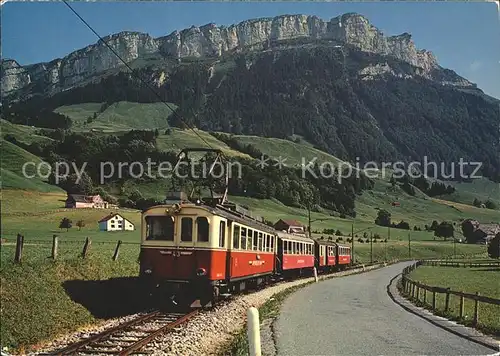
422, 259, 500, 268
9, 233, 134, 263
400, 261, 500, 328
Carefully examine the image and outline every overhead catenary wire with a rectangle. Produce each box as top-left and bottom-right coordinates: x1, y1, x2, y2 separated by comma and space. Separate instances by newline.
60, 0, 217, 152
60, 0, 235, 202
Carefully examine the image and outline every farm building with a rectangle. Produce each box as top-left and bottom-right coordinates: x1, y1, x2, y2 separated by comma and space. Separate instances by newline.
98, 213, 135, 232
65, 194, 108, 209
274, 219, 306, 235
461, 219, 500, 244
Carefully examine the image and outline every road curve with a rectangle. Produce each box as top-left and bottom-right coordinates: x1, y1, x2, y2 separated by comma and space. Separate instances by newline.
274, 261, 496, 356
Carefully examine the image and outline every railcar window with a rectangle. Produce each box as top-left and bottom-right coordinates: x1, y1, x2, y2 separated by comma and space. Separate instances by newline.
241, 228, 247, 250
258, 232, 263, 251
284, 240, 288, 254
247, 229, 253, 250
181, 217, 193, 241
233, 225, 240, 249
219, 221, 226, 248
270, 235, 274, 252
197, 217, 209, 242
145, 216, 174, 241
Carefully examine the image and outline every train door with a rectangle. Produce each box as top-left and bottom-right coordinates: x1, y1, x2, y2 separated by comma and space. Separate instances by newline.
276, 237, 283, 273
226, 220, 235, 281
173, 215, 197, 279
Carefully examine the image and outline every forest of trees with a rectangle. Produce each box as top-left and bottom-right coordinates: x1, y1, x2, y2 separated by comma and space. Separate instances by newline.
18, 129, 372, 216
391, 174, 456, 197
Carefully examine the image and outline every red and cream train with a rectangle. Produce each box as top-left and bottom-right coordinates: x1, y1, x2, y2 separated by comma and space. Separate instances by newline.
139, 197, 351, 307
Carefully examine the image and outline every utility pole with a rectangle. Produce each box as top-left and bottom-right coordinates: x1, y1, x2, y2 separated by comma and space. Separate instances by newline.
308, 202, 312, 238
453, 236, 456, 258
370, 231, 373, 264
351, 223, 354, 265
385, 238, 388, 262
388, 226, 390, 240
408, 232, 411, 259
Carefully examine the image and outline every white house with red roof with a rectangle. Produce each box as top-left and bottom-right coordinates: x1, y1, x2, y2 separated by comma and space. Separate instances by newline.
98, 213, 135, 232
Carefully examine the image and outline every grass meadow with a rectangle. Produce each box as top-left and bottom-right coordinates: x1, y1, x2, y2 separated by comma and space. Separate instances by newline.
408, 265, 500, 337
1, 116, 498, 352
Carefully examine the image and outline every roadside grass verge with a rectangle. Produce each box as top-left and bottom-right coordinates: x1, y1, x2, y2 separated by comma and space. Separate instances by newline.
0, 243, 142, 353
407, 264, 500, 337
218, 284, 308, 356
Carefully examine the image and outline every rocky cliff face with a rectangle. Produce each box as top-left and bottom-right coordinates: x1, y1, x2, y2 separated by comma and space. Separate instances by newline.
0, 13, 474, 101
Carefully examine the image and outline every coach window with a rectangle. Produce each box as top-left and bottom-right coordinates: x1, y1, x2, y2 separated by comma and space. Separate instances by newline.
246, 229, 252, 249
197, 217, 209, 242
146, 216, 174, 241
181, 217, 193, 241
241, 228, 248, 250
252, 230, 258, 250
258, 232, 263, 251
233, 225, 241, 249
270, 236, 274, 252
219, 221, 226, 248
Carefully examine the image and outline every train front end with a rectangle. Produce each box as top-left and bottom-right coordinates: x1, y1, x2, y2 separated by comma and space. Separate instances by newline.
139, 201, 225, 308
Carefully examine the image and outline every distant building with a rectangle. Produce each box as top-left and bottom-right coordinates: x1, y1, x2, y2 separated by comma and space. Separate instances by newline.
274, 219, 306, 235
392, 201, 400, 207
98, 213, 135, 232
65, 194, 108, 209
461, 219, 500, 244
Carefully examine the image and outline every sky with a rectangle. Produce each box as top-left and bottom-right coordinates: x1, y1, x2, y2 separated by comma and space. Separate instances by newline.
1, 1, 500, 99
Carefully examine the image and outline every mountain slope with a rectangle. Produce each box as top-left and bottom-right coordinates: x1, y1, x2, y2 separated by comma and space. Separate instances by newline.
2, 12, 498, 182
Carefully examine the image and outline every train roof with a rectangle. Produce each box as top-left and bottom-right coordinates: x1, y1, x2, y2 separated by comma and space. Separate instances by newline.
315, 239, 338, 246
143, 202, 278, 234
275, 231, 315, 243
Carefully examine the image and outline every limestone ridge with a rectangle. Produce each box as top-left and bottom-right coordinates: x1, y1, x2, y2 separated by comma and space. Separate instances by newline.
0, 13, 475, 100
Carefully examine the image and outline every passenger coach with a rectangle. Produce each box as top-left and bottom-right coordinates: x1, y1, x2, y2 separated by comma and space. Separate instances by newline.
139, 196, 353, 308
140, 200, 278, 307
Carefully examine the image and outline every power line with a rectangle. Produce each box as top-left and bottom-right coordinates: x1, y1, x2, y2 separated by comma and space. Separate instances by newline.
61, 0, 216, 151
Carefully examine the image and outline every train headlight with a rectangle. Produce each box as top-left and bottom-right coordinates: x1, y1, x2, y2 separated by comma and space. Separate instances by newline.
196, 268, 207, 276
144, 269, 152, 274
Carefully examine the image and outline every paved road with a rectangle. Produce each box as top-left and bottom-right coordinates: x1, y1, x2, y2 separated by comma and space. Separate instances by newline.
274, 262, 496, 355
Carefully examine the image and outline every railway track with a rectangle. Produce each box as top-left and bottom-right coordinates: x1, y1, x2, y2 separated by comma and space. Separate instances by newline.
49, 310, 199, 355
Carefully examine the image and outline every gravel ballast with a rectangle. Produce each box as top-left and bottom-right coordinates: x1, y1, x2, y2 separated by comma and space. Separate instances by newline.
26, 263, 389, 356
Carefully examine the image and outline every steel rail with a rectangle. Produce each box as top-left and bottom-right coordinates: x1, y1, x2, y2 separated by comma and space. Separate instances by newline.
118, 310, 199, 356
52, 311, 161, 355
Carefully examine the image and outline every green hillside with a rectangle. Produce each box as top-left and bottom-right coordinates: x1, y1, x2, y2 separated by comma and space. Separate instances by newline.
0, 139, 64, 193
156, 129, 251, 158
434, 178, 500, 208
1, 119, 53, 145
54, 101, 177, 131
1, 118, 497, 239
233, 134, 347, 166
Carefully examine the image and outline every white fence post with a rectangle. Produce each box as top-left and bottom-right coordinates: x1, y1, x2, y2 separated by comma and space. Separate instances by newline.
313, 267, 318, 282
247, 307, 262, 356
